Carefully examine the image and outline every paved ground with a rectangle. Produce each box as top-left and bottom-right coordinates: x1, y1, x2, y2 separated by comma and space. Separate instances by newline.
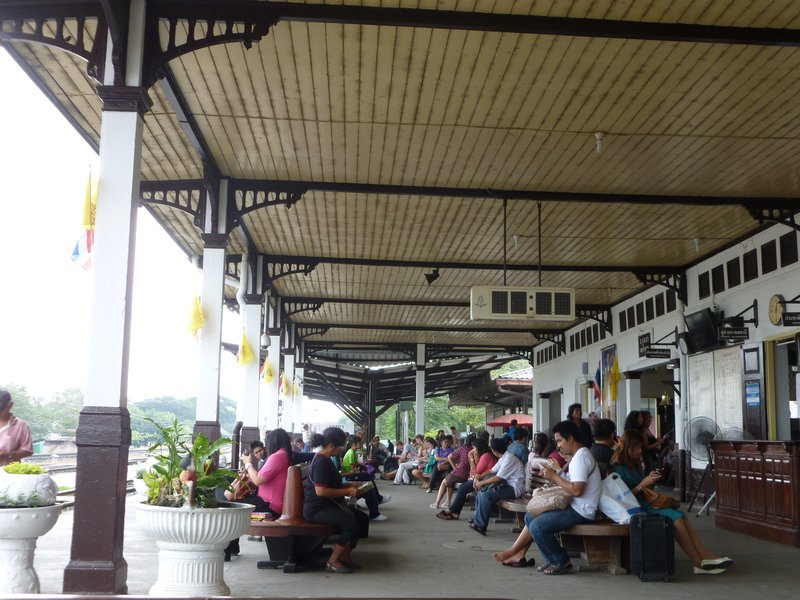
32, 483, 799, 599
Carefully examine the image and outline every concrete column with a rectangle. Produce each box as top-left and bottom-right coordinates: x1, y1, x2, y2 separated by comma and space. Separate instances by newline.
283, 354, 295, 434
194, 178, 229, 443
264, 334, 281, 431
536, 393, 551, 433
65, 1, 148, 593
240, 296, 262, 446
415, 343, 425, 435
624, 371, 642, 421
292, 342, 305, 433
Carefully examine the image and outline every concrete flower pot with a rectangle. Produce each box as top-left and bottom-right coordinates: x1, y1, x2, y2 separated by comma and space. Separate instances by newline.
0, 504, 63, 593
135, 501, 253, 596
0, 471, 58, 507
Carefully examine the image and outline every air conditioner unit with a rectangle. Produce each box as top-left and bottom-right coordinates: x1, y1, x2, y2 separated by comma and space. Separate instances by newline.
470, 286, 575, 321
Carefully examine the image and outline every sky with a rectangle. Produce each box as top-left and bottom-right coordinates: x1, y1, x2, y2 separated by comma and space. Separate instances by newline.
0, 48, 339, 422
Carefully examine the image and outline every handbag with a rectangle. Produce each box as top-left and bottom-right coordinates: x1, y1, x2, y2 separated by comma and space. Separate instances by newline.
640, 486, 681, 509
598, 473, 645, 524
526, 484, 572, 516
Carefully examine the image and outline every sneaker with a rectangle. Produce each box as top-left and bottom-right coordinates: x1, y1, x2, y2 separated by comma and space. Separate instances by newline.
371, 514, 389, 521
379, 495, 391, 505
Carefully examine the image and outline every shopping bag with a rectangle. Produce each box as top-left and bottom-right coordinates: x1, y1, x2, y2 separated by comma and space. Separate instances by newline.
599, 473, 645, 524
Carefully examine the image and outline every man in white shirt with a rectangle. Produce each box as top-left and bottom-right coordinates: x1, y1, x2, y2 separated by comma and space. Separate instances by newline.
468, 437, 525, 535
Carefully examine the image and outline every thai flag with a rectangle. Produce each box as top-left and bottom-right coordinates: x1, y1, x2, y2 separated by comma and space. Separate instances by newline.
593, 362, 602, 403
71, 229, 94, 271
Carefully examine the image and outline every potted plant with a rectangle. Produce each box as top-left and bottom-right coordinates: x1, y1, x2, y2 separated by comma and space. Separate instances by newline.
0, 462, 63, 594
135, 418, 253, 596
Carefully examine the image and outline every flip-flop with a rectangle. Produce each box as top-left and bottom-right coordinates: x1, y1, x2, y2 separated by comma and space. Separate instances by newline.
536, 562, 552, 573
502, 558, 531, 568
542, 562, 572, 576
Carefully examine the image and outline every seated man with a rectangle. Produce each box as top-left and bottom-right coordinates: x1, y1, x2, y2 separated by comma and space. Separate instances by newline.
467, 437, 525, 535
589, 418, 616, 478
507, 428, 530, 465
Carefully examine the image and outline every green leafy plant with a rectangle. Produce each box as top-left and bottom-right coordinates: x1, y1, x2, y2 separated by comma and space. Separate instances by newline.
3, 462, 46, 475
143, 417, 235, 508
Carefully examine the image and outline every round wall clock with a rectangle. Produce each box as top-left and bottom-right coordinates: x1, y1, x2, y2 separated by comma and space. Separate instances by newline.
768, 294, 784, 326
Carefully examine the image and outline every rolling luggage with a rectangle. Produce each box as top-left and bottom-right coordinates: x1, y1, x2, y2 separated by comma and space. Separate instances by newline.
629, 513, 675, 581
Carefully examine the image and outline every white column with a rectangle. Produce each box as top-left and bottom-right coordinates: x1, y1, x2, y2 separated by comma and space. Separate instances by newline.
196, 180, 228, 424
264, 334, 281, 431
624, 373, 642, 419
84, 112, 143, 408
536, 392, 551, 433
415, 343, 425, 435
240, 300, 261, 430
293, 342, 304, 433
283, 354, 295, 433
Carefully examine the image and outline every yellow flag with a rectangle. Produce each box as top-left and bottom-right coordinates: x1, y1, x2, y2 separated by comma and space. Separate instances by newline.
188, 294, 205, 337
610, 354, 620, 402
82, 171, 97, 231
260, 359, 273, 384
238, 330, 255, 366
280, 371, 289, 395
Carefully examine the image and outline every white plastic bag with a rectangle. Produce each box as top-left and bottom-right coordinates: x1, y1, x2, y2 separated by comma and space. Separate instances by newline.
599, 473, 645, 524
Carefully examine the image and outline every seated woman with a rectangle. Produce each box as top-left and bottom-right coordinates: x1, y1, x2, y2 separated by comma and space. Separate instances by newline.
393, 434, 425, 485
613, 429, 733, 574
411, 437, 438, 489
303, 427, 370, 574
431, 433, 475, 509
491, 420, 601, 574
224, 429, 292, 560
436, 437, 497, 520
425, 434, 455, 495
341, 434, 389, 521
527, 432, 565, 490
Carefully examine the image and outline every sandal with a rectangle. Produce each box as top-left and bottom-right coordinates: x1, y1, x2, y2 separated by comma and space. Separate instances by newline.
542, 562, 572, 576
326, 561, 354, 574
502, 558, 532, 568
536, 562, 552, 573
436, 512, 459, 520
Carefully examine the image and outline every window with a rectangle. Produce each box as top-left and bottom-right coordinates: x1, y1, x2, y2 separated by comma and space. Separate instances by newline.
636, 302, 645, 325
586, 327, 594, 345
698, 271, 711, 299
599, 326, 606, 340
593, 324, 599, 341
780, 231, 798, 267
655, 293, 665, 316
570, 335, 575, 352
620, 311, 628, 332
726, 257, 741, 288
712, 265, 725, 294
666, 290, 677, 312
645, 297, 654, 321
743, 249, 758, 282
627, 306, 636, 326
761, 240, 777, 274
580, 329, 586, 347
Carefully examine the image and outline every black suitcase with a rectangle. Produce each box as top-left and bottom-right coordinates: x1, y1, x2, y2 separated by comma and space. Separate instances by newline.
629, 513, 675, 581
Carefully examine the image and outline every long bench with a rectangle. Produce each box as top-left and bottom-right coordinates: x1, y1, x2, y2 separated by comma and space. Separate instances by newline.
497, 497, 629, 575
248, 463, 338, 573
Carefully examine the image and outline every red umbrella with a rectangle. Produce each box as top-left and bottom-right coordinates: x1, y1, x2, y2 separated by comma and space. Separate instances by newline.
486, 414, 533, 428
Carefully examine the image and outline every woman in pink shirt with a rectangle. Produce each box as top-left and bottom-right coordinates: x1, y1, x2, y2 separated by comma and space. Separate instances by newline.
435, 436, 498, 520
241, 428, 292, 517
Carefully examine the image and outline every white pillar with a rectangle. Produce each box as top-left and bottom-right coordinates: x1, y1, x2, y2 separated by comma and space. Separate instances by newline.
624, 372, 642, 420
264, 334, 280, 431
293, 364, 305, 432
196, 180, 228, 426
415, 343, 425, 435
283, 354, 295, 433
240, 299, 261, 431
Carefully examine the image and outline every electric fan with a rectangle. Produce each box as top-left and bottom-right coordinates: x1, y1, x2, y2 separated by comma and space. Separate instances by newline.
683, 417, 720, 513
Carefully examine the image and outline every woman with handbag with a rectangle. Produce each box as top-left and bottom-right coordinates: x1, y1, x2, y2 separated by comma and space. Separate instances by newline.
491, 420, 601, 574
612, 429, 733, 575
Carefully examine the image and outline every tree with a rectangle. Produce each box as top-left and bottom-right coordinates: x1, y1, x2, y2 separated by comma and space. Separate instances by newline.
375, 395, 486, 442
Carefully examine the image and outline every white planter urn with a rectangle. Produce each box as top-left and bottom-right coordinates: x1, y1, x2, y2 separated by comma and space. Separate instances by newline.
133, 478, 149, 497
0, 504, 63, 593
135, 501, 254, 596
0, 471, 58, 507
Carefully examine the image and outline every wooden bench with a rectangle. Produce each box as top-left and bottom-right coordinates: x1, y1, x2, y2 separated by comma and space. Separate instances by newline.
497, 496, 630, 575
248, 463, 338, 573
559, 521, 630, 575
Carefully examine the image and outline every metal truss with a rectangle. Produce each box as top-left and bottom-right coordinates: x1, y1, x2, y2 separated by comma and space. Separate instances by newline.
0, 2, 108, 81
140, 180, 205, 226
746, 207, 800, 233
536, 332, 566, 355
633, 271, 687, 306
230, 180, 307, 227
575, 305, 613, 334
297, 326, 330, 339
284, 301, 323, 319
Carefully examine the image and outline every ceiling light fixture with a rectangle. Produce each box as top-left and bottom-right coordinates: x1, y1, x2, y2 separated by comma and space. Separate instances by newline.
595, 131, 605, 153
424, 268, 440, 285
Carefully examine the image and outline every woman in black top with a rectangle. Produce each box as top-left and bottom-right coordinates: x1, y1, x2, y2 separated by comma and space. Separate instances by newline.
303, 427, 369, 574
567, 403, 594, 449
